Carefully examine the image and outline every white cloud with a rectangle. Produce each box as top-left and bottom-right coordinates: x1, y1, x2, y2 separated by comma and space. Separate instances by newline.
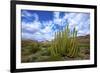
21, 10, 32, 17
53, 12, 90, 37
43, 34, 54, 41
22, 32, 33, 39
63, 13, 90, 36
22, 31, 45, 41
22, 14, 54, 41
22, 11, 90, 41
53, 12, 65, 26
78, 29, 90, 36
41, 26, 51, 33
42, 20, 53, 27
22, 13, 41, 33
22, 21, 41, 33
32, 31, 53, 41
68, 14, 83, 26
33, 13, 39, 21
63, 13, 76, 20
63, 13, 69, 20
53, 12, 80, 27
53, 18, 62, 25
54, 12, 60, 19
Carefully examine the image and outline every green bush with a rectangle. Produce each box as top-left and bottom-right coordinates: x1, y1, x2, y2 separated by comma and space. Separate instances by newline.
22, 42, 41, 56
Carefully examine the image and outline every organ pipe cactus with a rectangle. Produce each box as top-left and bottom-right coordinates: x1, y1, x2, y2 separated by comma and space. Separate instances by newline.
49, 24, 79, 58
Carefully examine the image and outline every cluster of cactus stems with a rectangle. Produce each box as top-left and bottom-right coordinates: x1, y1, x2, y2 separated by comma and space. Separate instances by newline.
49, 25, 79, 58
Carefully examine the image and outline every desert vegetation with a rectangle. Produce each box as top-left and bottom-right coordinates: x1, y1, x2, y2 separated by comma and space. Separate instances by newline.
21, 25, 90, 63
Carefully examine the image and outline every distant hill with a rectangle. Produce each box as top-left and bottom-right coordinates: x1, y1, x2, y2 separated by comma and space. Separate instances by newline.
21, 34, 90, 47
21, 39, 39, 47
77, 34, 90, 45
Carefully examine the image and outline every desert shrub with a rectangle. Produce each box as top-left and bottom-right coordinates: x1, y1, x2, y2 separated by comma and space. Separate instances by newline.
27, 43, 40, 53
21, 42, 41, 56
34, 56, 50, 62
48, 55, 64, 61
78, 44, 90, 49
40, 48, 51, 56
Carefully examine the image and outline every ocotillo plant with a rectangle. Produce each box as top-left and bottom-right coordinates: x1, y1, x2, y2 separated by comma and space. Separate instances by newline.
49, 24, 79, 58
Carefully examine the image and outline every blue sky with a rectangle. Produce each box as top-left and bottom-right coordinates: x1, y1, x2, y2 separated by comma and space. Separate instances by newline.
21, 10, 90, 42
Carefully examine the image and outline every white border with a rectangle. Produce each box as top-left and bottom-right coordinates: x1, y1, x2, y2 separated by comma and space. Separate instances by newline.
16, 4, 94, 69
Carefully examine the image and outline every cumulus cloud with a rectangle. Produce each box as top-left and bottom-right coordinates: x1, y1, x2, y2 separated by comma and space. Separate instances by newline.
41, 26, 51, 34
62, 13, 90, 36
22, 20, 41, 33
21, 10, 90, 41
33, 13, 39, 21
54, 12, 60, 19
21, 10, 32, 17
53, 12, 64, 26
